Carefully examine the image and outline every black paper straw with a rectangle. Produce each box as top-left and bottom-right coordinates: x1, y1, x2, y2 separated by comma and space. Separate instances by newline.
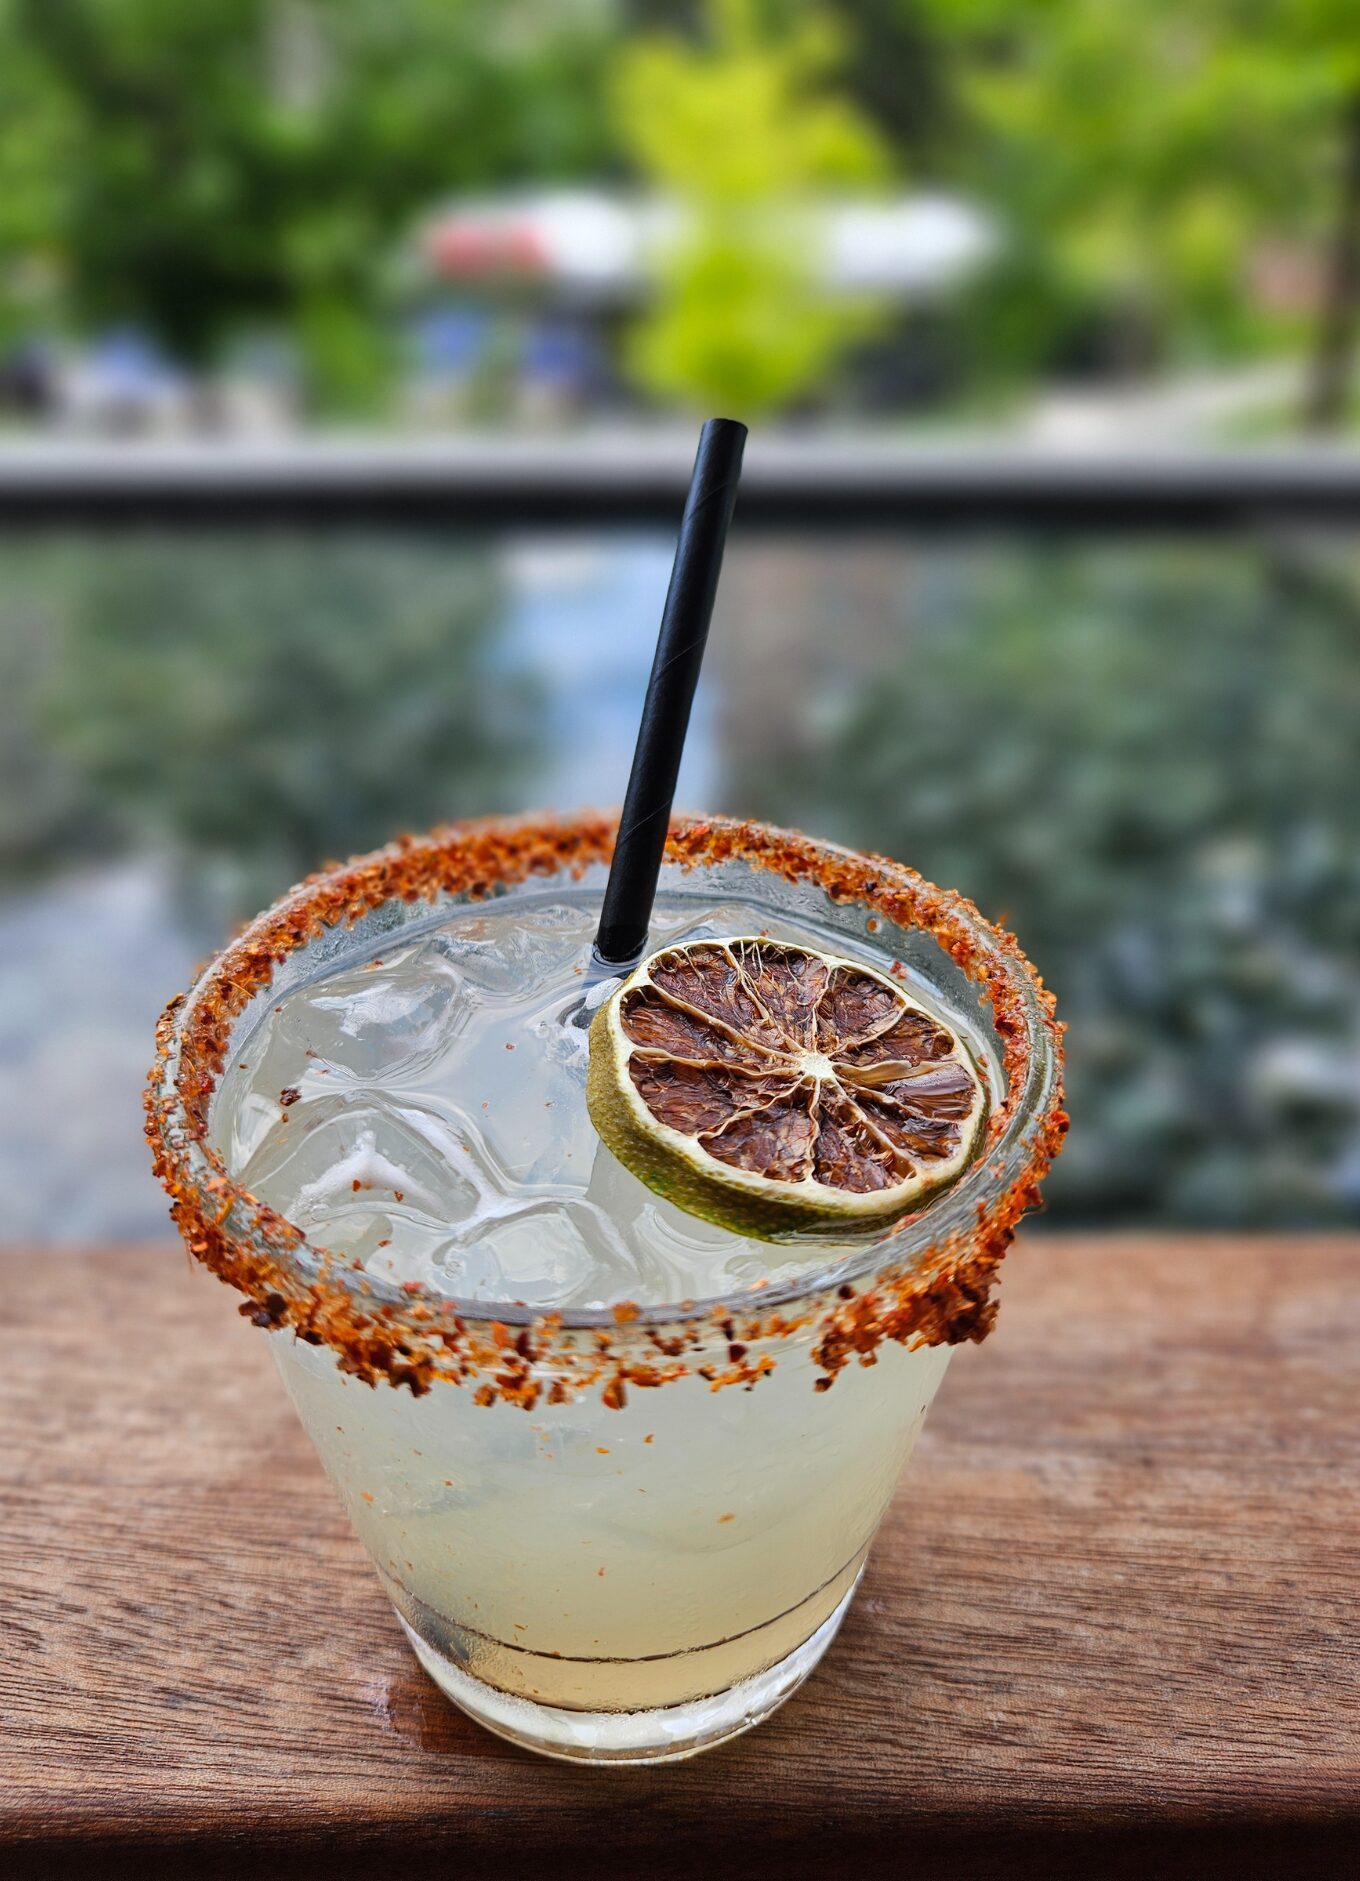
593, 417, 747, 968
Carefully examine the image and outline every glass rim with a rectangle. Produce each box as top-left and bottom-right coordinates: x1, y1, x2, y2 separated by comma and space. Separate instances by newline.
146, 811, 1067, 1401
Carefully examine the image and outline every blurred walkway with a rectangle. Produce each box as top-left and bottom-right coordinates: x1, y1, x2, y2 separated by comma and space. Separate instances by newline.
1020, 361, 1299, 449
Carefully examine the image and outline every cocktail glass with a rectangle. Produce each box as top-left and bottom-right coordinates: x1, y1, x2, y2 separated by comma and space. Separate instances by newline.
147, 813, 1064, 1763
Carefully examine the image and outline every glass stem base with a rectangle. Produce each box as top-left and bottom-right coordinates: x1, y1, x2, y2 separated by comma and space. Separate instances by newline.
399, 1573, 862, 1765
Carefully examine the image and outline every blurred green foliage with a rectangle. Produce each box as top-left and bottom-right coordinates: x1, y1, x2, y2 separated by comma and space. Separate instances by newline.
0, 0, 613, 400
0, 546, 88, 868
5, 529, 1359, 1225
614, 0, 889, 413
920, 0, 1360, 413
2, 0, 1359, 417
1, 536, 541, 905
734, 540, 1360, 1224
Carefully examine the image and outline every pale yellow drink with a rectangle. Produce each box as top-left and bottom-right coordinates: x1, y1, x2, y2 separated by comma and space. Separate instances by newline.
213, 890, 963, 1755
149, 818, 1062, 1763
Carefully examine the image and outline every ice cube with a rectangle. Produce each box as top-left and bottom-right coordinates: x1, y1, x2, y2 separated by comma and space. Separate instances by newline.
647, 900, 792, 948
437, 995, 599, 1191
433, 1190, 645, 1309
283, 1198, 451, 1276
272, 938, 472, 1080
581, 1144, 854, 1303
215, 941, 475, 1172
238, 1092, 480, 1236
428, 902, 592, 999
432, 1203, 592, 1307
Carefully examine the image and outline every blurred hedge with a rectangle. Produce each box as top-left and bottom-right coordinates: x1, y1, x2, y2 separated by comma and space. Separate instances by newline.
4, 530, 1359, 1227
1, 534, 541, 910
732, 539, 1360, 1226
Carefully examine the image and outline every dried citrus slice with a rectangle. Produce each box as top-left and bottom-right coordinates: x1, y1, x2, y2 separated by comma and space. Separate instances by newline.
586, 936, 987, 1238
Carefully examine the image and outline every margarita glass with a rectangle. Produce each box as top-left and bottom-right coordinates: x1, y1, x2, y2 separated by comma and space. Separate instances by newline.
147, 813, 1064, 1763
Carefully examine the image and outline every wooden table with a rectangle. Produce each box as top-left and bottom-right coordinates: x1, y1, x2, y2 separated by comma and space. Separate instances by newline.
3, 1237, 1357, 1878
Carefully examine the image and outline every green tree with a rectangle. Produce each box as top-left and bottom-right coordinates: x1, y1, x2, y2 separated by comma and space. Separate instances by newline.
0, 3, 73, 348
614, 0, 891, 415
1, 0, 613, 406
626, 1, 955, 165
921, 0, 1360, 422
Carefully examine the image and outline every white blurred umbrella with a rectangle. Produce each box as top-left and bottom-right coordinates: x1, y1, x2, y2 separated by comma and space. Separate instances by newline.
419, 188, 996, 306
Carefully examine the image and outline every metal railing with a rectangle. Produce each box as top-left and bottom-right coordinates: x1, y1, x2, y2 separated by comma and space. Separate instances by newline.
2, 438, 1360, 530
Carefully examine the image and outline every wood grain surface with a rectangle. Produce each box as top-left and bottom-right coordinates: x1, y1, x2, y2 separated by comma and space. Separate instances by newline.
2, 1236, 1357, 1879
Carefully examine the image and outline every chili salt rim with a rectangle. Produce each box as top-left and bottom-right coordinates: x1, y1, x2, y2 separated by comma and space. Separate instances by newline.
145, 812, 1067, 1404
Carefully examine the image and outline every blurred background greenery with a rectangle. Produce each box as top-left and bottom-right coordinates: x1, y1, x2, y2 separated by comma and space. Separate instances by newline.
2, 1, 1359, 1238
3, 0, 1358, 427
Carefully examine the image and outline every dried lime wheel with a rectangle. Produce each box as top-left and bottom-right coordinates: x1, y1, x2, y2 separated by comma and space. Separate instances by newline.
586, 937, 987, 1238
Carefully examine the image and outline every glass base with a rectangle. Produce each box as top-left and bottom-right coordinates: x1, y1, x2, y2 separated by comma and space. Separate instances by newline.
399, 1574, 861, 1765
